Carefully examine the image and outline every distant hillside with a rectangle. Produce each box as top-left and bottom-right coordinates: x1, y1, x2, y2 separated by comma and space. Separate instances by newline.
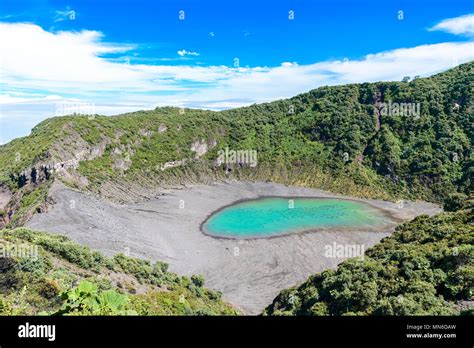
0, 227, 238, 315
0, 62, 472, 227
263, 206, 473, 316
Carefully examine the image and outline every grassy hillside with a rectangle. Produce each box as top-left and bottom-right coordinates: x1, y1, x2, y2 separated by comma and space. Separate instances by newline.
263, 207, 473, 316
0, 62, 472, 227
0, 228, 238, 315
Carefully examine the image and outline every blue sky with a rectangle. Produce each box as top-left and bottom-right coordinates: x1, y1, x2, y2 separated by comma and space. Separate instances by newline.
0, 0, 473, 143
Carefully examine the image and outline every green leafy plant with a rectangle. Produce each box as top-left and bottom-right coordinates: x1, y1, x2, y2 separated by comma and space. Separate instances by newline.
55, 280, 134, 315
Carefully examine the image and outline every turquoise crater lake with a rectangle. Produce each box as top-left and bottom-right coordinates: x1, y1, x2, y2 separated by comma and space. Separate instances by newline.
202, 197, 395, 239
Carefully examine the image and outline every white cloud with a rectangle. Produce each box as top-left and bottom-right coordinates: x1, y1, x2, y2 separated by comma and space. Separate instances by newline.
1, 21, 474, 143
177, 49, 200, 57
429, 14, 474, 36
0, 93, 62, 104
0, 23, 140, 89
2, 22, 472, 102
281, 62, 298, 67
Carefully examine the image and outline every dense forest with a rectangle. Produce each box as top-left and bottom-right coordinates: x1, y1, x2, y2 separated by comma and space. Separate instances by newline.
264, 202, 473, 316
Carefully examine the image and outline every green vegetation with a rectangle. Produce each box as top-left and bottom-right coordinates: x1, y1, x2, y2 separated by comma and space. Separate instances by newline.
263, 207, 473, 316
8, 182, 51, 226
0, 228, 238, 315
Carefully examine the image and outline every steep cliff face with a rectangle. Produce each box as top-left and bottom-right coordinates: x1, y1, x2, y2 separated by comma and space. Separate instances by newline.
0, 118, 116, 227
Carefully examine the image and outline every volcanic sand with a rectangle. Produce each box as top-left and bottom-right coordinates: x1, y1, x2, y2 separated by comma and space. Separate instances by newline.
27, 181, 440, 314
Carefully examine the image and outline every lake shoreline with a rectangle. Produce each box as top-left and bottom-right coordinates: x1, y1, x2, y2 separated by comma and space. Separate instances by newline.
27, 180, 441, 314
200, 196, 405, 240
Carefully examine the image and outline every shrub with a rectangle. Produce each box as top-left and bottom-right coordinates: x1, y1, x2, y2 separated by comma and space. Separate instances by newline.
444, 193, 468, 211
36, 279, 61, 299
191, 274, 205, 287
112, 253, 172, 286
5, 228, 104, 270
